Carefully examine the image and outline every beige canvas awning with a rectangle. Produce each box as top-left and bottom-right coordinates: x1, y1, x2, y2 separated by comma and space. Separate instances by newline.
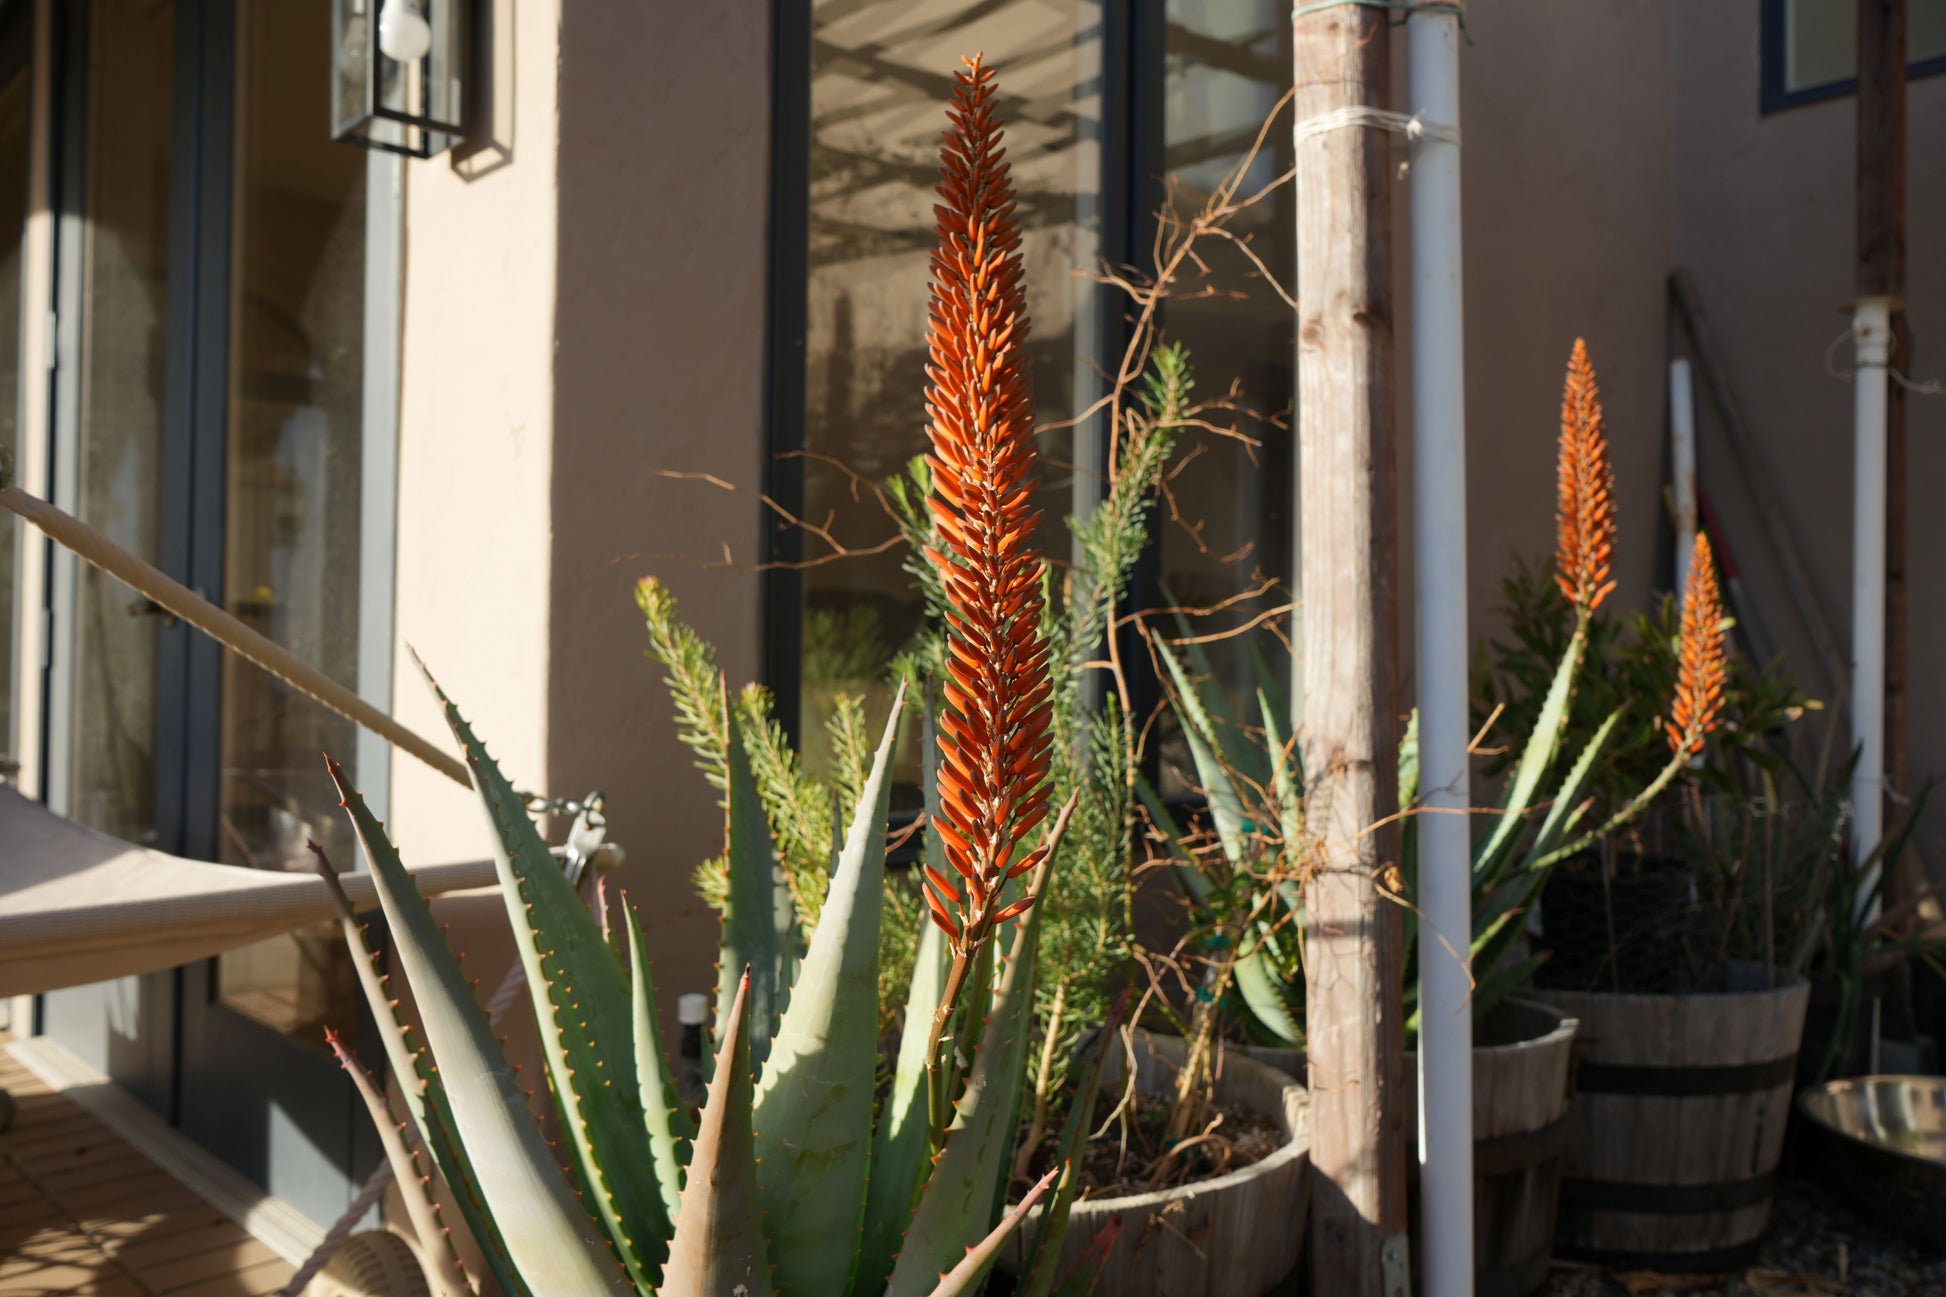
0, 785, 496, 997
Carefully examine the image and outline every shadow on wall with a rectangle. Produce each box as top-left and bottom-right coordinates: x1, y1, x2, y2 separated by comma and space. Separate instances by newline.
548, 3, 771, 1022
453, 0, 514, 179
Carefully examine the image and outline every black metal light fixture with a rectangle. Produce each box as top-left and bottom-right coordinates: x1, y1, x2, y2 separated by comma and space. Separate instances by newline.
332, 0, 465, 158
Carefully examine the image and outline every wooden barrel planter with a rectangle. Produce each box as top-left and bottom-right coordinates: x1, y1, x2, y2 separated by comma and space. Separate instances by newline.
1533, 963, 1810, 1273
1243, 999, 1577, 1297
1002, 1031, 1311, 1297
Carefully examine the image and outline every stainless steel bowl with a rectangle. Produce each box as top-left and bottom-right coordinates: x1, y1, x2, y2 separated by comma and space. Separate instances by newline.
1797, 1075, 1946, 1250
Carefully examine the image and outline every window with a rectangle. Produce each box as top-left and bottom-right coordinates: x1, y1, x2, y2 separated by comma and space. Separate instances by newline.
0, 4, 29, 775
772, 2, 1297, 796
1762, 0, 1946, 110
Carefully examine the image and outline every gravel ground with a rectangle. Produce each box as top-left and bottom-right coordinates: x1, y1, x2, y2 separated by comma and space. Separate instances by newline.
1543, 1179, 1946, 1297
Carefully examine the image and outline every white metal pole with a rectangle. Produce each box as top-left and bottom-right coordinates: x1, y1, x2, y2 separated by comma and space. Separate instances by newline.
1408, 9, 1472, 1296
1851, 297, 1892, 912
1669, 359, 1698, 590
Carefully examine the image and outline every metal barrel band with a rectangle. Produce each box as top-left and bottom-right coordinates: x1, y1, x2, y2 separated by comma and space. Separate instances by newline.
1575, 1053, 1796, 1096
1559, 1170, 1777, 1215
1554, 1238, 1764, 1275
1471, 1111, 1570, 1177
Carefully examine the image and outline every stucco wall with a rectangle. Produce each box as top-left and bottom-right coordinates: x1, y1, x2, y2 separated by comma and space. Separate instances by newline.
1671, 6, 1945, 836
549, 2, 770, 1006
390, 0, 561, 865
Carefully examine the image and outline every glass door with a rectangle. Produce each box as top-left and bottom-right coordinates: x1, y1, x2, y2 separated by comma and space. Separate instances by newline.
176, 0, 377, 1222
36, 0, 380, 1224
38, 0, 182, 1114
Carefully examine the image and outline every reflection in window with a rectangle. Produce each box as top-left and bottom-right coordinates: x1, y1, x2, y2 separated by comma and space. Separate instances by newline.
1153, 1, 1295, 794
1778, 0, 1946, 96
69, 0, 176, 843
800, 1, 1103, 791
213, 0, 367, 1048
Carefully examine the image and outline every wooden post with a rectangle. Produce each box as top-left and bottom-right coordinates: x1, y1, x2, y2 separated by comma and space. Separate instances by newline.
1858, 0, 1918, 1007
1293, 6, 1409, 1295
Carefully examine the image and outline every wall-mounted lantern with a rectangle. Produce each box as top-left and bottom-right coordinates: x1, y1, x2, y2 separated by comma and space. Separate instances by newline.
332, 0, 465, 158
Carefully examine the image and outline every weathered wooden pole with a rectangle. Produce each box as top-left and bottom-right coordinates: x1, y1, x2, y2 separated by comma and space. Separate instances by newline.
1292, 5, 1410, 1295
1858, 0, 1910, 887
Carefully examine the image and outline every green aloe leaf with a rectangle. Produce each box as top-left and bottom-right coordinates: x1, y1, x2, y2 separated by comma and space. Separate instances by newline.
422, 666, 669, 1286
659, 972, 775, 1297
624, 896, 693, 1226
858, 686, 953, 1296
325, 760, 625, 1296
885, 901, 1045, 1297
1154, 637, 1251, 868
754, 686, 906, 1297
1517, 705, 1624, 872
920, 1167, 1062, 1297
313, 853, 528, 1297
1474, 621, 1587, 876
722, 701, 787, 1069
1233, 937, 1304, 1046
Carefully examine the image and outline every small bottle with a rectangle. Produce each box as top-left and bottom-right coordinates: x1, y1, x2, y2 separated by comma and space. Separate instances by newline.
677, 993, 711, 1110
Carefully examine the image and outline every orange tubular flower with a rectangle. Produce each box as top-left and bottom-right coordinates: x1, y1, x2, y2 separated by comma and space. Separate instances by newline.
1555, 338, 1617, 616
921, 56, 1055, 954
1667, 532, 1728, 756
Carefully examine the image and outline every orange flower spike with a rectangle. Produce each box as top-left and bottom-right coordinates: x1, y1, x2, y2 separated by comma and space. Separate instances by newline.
921, 56, 1055, 954
1667, 532, 1728, 756
1555, 338, 1618, 615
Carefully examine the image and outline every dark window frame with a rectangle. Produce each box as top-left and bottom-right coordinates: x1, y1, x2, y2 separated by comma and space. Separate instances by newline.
1760, 0, 1946, 113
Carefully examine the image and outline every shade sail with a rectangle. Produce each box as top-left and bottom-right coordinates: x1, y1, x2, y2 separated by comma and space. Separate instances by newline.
0, 784, 497, 997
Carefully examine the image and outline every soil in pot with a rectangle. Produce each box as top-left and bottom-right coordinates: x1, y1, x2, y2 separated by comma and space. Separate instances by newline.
1014, 1087, 1284, 1199
999, 1031, 1310, 1297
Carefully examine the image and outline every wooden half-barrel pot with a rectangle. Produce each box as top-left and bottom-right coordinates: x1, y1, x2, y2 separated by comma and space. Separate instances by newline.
1002, 1031, 1311, 1297
1246, 997, 1579, 1297
1533, 963, 1810, 1273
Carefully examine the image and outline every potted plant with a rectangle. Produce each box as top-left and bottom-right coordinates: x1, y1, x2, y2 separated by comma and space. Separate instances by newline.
1139, 340, 1741, 1296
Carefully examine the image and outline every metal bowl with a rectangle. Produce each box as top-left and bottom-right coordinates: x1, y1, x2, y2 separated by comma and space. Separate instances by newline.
1797, 1075, 1946, 1250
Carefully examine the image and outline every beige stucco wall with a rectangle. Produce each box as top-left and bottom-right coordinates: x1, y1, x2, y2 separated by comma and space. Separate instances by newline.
390, 0, 561, 866
1671, 6, 1945, 827
1386, 2, 1681, 734
547, 0, 770, 1009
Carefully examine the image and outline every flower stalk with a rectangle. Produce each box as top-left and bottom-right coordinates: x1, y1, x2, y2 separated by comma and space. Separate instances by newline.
913, 54, 1069, 1145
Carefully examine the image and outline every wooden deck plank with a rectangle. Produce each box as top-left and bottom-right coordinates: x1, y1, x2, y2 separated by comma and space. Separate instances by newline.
0, 1030, 309, 1296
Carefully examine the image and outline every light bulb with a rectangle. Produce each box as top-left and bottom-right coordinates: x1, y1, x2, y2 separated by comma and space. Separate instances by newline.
377, 0, 432, 62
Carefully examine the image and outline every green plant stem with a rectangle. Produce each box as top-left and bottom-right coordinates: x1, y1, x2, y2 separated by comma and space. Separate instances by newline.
925, 949, 975, 1146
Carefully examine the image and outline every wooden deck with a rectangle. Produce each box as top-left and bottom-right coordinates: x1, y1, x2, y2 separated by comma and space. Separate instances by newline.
0, 1039, 297, 1296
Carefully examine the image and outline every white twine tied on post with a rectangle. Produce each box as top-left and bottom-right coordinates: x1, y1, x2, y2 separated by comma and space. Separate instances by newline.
1290, 105, 1462, 179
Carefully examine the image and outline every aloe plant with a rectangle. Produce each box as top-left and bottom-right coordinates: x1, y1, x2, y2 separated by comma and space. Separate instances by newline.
311, 55, 1124, 1297
1145, 339, 1734, 1039
317, 668, 1106, 1297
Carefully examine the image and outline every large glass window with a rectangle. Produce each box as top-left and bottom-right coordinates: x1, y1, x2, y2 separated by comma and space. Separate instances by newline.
797, 1, 1104, 789
212, 0, 368, 1045
1764, 0, 1946, 109
786, 2, 1297, 793
66, 0, 176, 843
1152, 1, 1295, 790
